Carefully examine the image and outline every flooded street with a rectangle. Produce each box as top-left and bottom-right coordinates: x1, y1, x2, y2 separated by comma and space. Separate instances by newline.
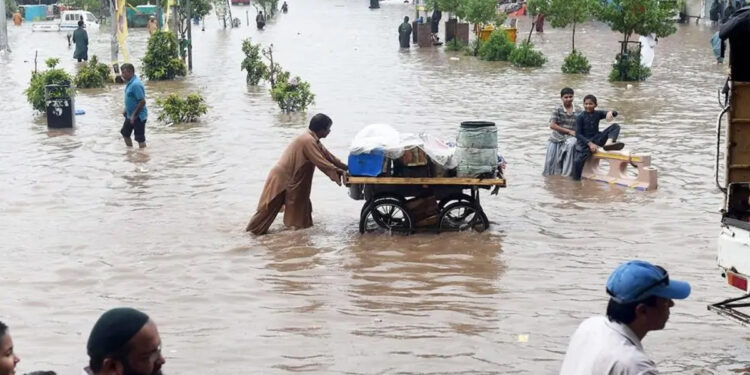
1, 0, 749, 373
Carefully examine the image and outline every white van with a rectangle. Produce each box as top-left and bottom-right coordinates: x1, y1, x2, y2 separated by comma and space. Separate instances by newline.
59, 10, 98, 31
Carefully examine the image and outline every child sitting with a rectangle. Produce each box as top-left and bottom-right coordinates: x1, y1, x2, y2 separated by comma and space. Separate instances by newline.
571, 94, 624, 180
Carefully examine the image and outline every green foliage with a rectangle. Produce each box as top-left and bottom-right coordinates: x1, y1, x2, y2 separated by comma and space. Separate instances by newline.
240, 38, 268, 85
609, 49, 651, 81
526, 0, 550, 17
254, 0, 279, 16
270, 75, 315, 112
74, 55, 111, 88
561, 49, 591, 74
466, 38, 482, 56
509, 41, 546, 67
61, 0, 101, 15
545, 0, 596, 51
445, 38, 468, 52
25, 59, 74, 112
431, 0, 463, 18
142, 31, 187, 80
129, 0, 211, 18
6, 0, 18, 16
45, 58, 60, 68
478, 29, 515, 61
156, 93, 208, 123
461, 0, 497, 25
595, 0, 678, 46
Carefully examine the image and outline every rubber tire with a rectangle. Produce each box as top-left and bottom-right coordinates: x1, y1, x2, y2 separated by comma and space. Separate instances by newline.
438, 201, 489, 233
359, 197, 414, 235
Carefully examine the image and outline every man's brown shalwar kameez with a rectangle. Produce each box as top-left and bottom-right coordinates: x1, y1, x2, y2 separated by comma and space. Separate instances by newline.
247, 130, 347, 235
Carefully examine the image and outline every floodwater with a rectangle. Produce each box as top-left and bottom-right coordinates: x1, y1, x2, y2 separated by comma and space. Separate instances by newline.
0, 0, 747, 373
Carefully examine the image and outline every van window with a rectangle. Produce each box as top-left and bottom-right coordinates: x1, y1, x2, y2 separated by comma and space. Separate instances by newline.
86, 13, 96, 22
66, 14, 73, 20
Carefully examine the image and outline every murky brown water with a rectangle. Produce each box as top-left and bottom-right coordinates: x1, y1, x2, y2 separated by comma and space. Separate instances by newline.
1, 0, 749, 373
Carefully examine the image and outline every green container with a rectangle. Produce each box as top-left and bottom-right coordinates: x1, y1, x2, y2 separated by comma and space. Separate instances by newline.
126, 5, 159, 28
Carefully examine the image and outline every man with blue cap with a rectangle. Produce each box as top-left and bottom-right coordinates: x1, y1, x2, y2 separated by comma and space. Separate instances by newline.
83, 307, 165, 375
559, 260, 691, 375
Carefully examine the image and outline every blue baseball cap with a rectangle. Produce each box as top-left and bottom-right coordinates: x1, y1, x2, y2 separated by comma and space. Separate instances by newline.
606, 260, 691, 304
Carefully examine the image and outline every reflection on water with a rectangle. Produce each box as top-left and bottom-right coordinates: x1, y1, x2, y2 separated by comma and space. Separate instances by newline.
0, 0, 748, 373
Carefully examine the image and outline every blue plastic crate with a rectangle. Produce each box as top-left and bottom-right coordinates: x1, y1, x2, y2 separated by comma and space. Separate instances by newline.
348, 150, 386, 177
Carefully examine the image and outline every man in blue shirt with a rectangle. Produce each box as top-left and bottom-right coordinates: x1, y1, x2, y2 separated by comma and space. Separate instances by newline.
120, 63, 148, 148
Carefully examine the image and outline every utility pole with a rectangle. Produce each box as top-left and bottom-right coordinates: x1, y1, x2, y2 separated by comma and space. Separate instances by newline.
186, 0, 192, 70
109, 0, 118, 63
0, 0, 11, 53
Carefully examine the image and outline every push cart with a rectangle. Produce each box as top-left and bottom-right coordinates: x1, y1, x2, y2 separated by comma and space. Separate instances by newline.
345, 176, 507, 234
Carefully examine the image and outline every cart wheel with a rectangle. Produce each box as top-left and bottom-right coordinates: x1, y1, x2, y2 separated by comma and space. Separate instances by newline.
359, 197, 414, 235
438, 194, 475, 211
439, 201, 489, 232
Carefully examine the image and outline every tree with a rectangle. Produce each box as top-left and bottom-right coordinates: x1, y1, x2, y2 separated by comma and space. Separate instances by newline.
546, 0, 595, 52
525, 0, 549, 43
461, 0, 497, 26
142, 31, 187, 80
595, 0, 678, 55
253, 0, 279, 17
241, 38, 267, 85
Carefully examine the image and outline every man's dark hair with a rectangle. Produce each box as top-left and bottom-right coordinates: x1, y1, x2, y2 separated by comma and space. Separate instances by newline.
309, 113, 332, 132
606, 296, 659, 324
0, 321, 7, 338
404, 16, 410, 22
560, 87, 574, 97
583, 94, 597, 105
120, 63, 135, 74
89, 343, 132, 373
78, 20, 84, 27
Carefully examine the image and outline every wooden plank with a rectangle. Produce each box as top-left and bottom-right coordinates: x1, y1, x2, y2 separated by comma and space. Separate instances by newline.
592, 152, 646, 162
345, 176, 507, 186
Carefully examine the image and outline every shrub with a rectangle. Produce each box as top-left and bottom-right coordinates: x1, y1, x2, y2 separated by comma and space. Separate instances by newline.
240, 38, 268, 85
509, 41, 546, 67
142, 31, 187, 80
270, 75, 315, 112
561, 49, 591, 74
478, 29, 515, 61
465, 38, 482, 56
445, 38, 468, 52
156, 93, 208, 124
608, 50, 651, 82
74, 55, 111, 88
25, 58, 74, 112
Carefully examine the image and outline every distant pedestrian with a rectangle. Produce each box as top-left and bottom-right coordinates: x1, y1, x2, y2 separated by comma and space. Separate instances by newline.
12, 11, 22, 26
281, 1, 288, 13
723, 0, 736, 23
72, 20, 88, 62
256, 11, 266, 29
711, 31, 725, 63
398, 16, 412, 48
559, 260, 691, 375
710, 0, 723, 24
83, 308, 166, 375
431, 8, 441, 35
147, 16, 157, 35
535, 13, 545, 32
120, 63, 148, 148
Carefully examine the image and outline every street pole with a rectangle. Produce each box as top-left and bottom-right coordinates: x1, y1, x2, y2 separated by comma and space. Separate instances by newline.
186, 0, 192, 71
0, 0, 11, 52
110, 0, 118, 64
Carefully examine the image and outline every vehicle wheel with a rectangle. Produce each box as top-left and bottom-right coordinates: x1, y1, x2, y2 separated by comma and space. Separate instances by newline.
359, 197, 414, 235
438, 193, 475, 211
439, 201, 489, 232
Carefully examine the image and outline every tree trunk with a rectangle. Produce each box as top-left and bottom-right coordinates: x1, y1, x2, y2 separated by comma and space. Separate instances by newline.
527, 19, 535, 44
572, 22, 576, 52
0, 0, 10, 52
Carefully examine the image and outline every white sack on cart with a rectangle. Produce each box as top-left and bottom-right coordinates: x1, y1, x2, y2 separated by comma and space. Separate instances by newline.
349, 124, 421, 159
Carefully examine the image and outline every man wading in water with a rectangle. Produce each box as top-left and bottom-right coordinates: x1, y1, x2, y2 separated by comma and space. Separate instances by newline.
120, 63, 148, 148
246, 114, 347, 235
398, 16, 412, 48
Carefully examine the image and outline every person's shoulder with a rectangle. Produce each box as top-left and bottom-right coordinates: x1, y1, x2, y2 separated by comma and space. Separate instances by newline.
610, 347, 659, 375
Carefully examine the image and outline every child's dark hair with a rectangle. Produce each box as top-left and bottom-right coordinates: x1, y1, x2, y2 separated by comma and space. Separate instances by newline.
583, 94, 597, 105
560, 87, 574, 97
0, 321, 7, 338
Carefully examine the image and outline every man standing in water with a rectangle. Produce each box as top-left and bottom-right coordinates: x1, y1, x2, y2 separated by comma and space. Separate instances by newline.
83, 307, 166, 375
398, 16, 412, 48
256, 11, 266, 29
559, 260, 691, 374
120, 63, 148, 148
72, 20, 88, 62
543, 87, 581, 177
246, 113, 348, 235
